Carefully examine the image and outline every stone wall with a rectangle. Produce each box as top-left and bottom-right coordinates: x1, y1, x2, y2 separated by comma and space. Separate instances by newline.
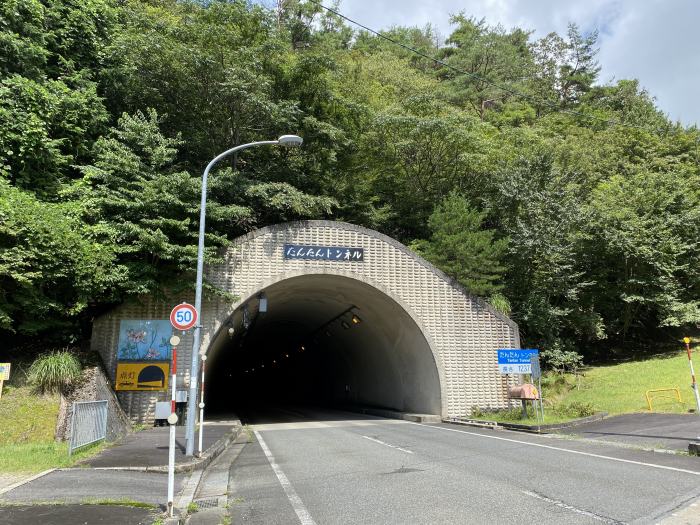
55, 366, 131, 443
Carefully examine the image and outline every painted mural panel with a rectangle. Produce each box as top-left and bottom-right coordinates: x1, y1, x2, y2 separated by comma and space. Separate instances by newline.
117, 320, 172, 361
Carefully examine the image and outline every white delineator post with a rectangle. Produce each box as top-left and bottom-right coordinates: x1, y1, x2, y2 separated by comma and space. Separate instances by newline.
197, 355, 207, 456
684, 337, 700, 414
167, 338, 180, 517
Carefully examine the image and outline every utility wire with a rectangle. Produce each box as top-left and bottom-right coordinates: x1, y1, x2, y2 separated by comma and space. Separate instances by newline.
306, 0, 695, 137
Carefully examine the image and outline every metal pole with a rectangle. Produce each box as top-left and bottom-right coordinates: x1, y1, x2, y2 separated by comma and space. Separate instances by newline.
185, 140, 280, 456
197, 355, 207, 456
683, 337, 700, 414
168, 345, 178, 516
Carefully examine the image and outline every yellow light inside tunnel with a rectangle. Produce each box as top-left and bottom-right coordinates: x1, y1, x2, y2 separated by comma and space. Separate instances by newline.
352, 314, 362, 324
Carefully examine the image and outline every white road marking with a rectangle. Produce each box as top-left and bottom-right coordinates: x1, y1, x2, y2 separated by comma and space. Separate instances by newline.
254, 430, 317, 525
415, 423, 700, 476
522, 490, 624, 524
361, 435, 414, 454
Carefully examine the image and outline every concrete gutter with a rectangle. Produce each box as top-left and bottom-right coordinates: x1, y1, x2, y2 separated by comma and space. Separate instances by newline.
443, 412, 608, 433
350, 406, 442, 423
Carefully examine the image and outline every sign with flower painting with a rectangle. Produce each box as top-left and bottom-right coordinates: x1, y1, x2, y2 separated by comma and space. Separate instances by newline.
117, 320, 173, 361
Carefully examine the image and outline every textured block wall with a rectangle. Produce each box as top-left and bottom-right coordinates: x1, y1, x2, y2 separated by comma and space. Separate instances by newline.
91, 221, 520, 422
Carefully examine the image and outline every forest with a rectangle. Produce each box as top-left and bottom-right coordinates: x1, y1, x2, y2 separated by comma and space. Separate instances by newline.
1, 0, 698, 368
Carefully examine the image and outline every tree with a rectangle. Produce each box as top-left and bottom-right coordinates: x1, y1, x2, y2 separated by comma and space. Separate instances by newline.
440, 16, 532, 120
529, 24, 600, 113
411, 192, 508, 297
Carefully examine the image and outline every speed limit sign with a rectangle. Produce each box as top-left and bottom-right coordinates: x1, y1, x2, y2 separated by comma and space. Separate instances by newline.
170, 303, 198, 331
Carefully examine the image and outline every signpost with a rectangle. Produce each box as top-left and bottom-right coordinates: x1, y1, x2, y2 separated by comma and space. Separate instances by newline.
530, 354, 544, 424
166, 334, 181, 517
0, 363, 10, 400
683, 337, 700, 414
498, 349, 542, 422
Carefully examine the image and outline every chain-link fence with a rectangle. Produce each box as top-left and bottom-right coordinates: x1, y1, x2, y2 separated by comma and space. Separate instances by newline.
69, 400, 108, 456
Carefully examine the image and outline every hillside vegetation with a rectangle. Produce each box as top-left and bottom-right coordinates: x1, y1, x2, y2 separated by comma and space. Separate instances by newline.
1, 0, 698, 368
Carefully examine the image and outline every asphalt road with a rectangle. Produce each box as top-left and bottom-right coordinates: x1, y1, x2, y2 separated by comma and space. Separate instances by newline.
228, 406, 700, 525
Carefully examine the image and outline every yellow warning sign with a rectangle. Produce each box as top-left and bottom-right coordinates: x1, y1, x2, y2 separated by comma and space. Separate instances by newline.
115, 362, 169, 391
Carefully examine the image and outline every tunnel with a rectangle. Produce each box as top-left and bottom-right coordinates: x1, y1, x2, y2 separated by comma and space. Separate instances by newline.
204, 274, 442, 418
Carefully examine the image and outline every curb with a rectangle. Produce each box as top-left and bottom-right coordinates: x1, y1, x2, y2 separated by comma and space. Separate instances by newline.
0, 469, 56, 496
443, 412, 608, 433
77, 422, 243, 474
347, 406, 442, 423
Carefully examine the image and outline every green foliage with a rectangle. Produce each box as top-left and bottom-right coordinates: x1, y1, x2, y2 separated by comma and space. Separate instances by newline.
412, 192, 508, 297
28, 350, 82, 393
540, 341, 584, 374
1, 0, 698, 365
0, 180, 119, 334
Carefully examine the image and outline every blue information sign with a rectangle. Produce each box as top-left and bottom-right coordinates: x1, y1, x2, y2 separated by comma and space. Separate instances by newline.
497, 349, 539, 375
284, 244, 364, 262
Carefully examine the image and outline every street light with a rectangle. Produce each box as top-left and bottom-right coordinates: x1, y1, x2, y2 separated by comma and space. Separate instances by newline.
185, 135, 303, 456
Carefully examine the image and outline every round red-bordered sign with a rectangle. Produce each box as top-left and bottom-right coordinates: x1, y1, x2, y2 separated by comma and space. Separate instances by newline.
170, 303, 198, 331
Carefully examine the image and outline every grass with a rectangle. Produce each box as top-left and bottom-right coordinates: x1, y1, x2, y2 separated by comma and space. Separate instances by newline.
554, 350, 697, 415
0, 384, 60, 445
0, 366, 108, 473
85, 498, 157, 509
473, 349, 699, 425
0, 439, 107, 473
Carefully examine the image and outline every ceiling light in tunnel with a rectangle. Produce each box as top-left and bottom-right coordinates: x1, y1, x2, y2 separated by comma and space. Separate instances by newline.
300, 345, 305, 351
285, 353, 289, 358
227, 326, 234, 338
352, 314, 362, 324
341, 320, 350, 330
242, 304, 250, 329
258, 292, 268, 314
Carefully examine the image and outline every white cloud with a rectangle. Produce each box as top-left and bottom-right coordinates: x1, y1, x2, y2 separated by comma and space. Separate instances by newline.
339, 0, 700, 126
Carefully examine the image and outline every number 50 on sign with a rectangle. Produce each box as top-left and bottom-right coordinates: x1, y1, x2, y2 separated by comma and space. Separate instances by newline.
170, 303, 198, 331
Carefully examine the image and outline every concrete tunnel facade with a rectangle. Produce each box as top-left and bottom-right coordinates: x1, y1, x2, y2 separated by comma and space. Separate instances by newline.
91, 221, 520, 423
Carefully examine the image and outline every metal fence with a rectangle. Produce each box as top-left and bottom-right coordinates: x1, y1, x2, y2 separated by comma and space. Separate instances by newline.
69, 400, 108, 456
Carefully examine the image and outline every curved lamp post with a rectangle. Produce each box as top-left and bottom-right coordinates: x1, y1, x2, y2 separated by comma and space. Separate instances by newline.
185, 135, 303, 456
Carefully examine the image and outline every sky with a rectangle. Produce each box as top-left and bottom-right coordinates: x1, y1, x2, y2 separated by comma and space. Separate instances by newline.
334, 0, 699, 127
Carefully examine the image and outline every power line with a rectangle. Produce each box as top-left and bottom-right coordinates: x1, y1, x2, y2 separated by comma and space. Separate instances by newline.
306, 0, 694, 137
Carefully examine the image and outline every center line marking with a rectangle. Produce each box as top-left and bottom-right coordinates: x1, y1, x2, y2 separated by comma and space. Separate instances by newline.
254, 430, 317, 525
362, 435, 414, 454
413, 423, 700, 476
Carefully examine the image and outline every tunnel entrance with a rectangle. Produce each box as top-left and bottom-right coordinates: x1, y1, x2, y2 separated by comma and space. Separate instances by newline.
205, 274, 442, 417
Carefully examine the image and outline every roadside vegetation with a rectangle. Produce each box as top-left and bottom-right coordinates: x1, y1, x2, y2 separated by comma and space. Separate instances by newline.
2, 0, 698, 372
472, 348, 698, 425
0, 356, 106, 473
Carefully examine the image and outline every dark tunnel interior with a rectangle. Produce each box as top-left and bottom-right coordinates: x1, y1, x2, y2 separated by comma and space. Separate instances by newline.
204, 275, 441, 420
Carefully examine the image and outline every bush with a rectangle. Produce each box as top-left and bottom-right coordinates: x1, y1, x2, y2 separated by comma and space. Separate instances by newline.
554, 401, 595, 418
541, 340, 584, 374
28, 351, 82, 394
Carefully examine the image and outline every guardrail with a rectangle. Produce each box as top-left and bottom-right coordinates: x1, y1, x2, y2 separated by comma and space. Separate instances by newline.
645, 388, 683, 411
69, 400, 108, 456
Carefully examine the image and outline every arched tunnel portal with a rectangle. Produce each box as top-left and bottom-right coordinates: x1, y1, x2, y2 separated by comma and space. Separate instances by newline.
205, 274, 442, 417
92, 221, 520, 424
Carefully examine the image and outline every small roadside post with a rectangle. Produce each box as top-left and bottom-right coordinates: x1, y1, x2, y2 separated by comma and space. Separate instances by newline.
683, 337, 700, 414
197, 354, 207, 456
167, 334, 180, 517
167, 302, 198, 517
530, 354, 544, 425
0, 363, 10, 400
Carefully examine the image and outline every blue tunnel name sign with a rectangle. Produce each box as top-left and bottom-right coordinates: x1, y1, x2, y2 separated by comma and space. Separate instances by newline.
284, 244, 364, 261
